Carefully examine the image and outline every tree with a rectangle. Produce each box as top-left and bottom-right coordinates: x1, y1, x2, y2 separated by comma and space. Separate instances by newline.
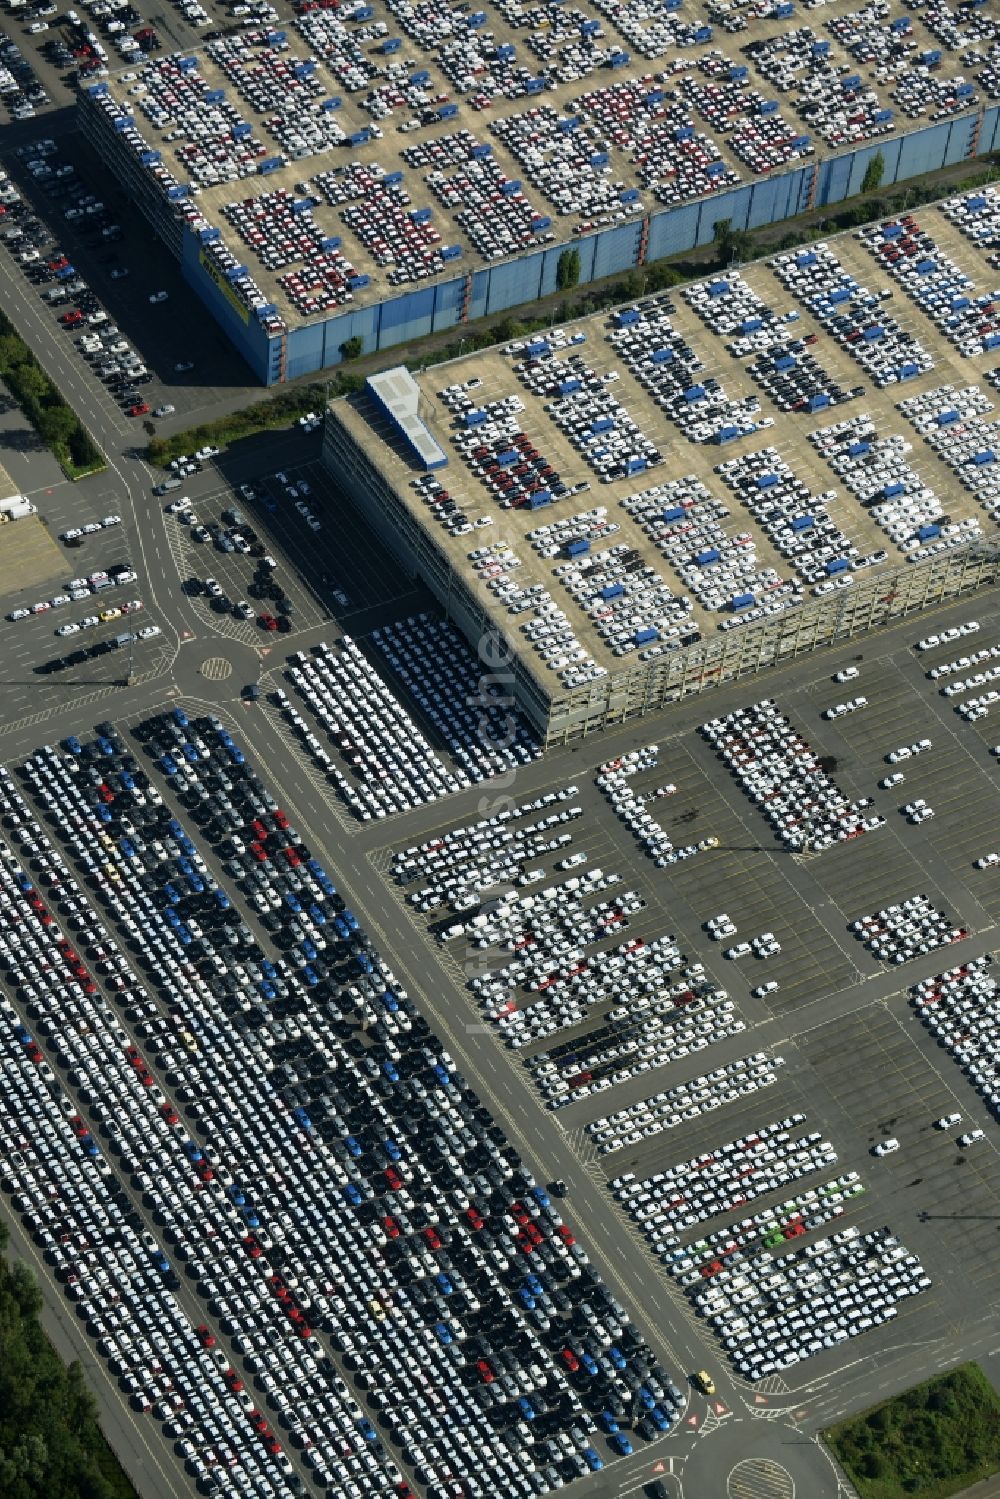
339, 335, 364, 361
556, 248, 580, 290
862, 151, 885, 194
713, 216, 753, 266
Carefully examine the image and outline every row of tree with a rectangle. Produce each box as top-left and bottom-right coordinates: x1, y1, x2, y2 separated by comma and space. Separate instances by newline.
0, 1219, 135, 1499
0, 314, 103, 475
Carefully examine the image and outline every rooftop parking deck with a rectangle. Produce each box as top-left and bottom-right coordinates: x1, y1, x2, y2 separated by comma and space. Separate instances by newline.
328, 196, 1000, 701
87, 0, 996, 328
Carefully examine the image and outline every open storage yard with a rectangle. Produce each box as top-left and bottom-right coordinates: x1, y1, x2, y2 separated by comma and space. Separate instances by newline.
69, 0, 1000, 378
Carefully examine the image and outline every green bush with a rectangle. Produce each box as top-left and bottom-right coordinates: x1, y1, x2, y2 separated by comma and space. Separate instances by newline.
0, 312, 103, 479
0, 1217, 136, 1499
824, 1364, 1000, 1499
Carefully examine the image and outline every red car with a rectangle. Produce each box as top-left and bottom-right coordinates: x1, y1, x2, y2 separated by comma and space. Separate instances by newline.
129, 403, 150, 417
556, 1223, 576, 1246
385, 1166, 404, 1191
195, 1324, 216, 1348
422, 1226, 442, 1251
259, 613, 278, 631
60, 310, 83, 326
476, 1358, 495, 1384
273, 809, 289, 830
560, 1348, 580, 1372
383, 1215, 401, 1239
465, 1207, 485, 1231
283, 846, 301, 867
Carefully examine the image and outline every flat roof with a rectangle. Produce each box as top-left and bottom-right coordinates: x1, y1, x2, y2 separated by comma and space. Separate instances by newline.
93, 0, 994, 328
330, 194, 1000, 695
368, 367, 448, 468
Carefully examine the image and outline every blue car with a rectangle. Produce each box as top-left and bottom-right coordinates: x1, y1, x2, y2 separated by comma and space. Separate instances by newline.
384, 1138, 402, 1160
181, 742, 199, 764
357, 1418, 377, 1443
163, 882, 182, 905
607, 1433, 633, 1457
160, 754, 178, 776
382, 1060, 399, 1082
302, 965, 319, 986
356, 952, 373, 974
529, 1185, 550, 1208
598, 1411, 619, 1434
95, 804, 112, 824
525, 1274, 544, 1296
648, 1405, 671, 1432
259, 981, 277, 1002
97, 736, 114, 756
308, 903, 327, 925
227, 1186, 246, 1205
433, 1323, 453, 1346
172, 707, 188, 727
214, 890, 231, 910
434, 1273, 454, 1296
64, 736, 83, 754
582, 1448, 603, 1473
261, 960, 277, 979
344, 1136, 362, 1159
293, 1107, 312, 1131
168, 818, 183, 837
343, 1183, 363, 1206
517, 1290, 536, 1310
637, 1386, 656, 1411
380, 990, 399, 1013
516, 1397, 536, 1421
301, 939, 318, 961
580, 1352, 599, 1377
119, 771, 135, 790
343, 909, 359, 932
284, 893, 302, 913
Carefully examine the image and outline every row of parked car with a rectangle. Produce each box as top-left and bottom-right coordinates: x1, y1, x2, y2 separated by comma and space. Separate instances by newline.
858, 211, 1000, 358
849, 894, 969, 964
523, 960, 746, 1109
689, 1226, 930, 1380
809, 413, 980, 562
371, 614, 542, 784
606, 294, 765, 447
770, 242, 934, 390
898, 382, 1000, 526
16, 709, 682, 1494
281, 639, 468, 819
911, 956, 999, 1115
614, 1114, 837, 1245
700, 699, 879, 853
586, 1051, 786, 1155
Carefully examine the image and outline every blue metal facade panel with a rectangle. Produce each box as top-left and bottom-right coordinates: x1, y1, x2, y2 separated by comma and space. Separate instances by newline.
286, 322, 325, 381
982, 107, 1000, 156
379, 287, 435, 343
746, 170, 809, 229
944, 112, 976, 165
896, 119, 950, 181
817, 154, 852, 207
483, 257, 525, 314
432, 276, 464, 331
591, 222, 641, 279
646, 202, 700, 260
466, 269, 490, 322
179, 227, 271, 379
694, 186, 750, 245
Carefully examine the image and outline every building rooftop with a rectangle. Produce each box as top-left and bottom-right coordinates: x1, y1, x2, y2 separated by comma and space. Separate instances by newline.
88, 0, 999, 329
330, 187, 1000, 696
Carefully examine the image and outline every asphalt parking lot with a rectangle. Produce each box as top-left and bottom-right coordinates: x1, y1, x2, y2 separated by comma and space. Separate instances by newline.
365, 586, 1000, 1429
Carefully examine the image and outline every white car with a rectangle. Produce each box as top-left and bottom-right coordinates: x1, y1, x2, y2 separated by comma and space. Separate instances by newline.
873, 1138, 899, 1156
55, 622, 81, 636
31, 601, 50, 614
100, 514, 122, 528
724, 942, 752, 960
957, 1130, 985, 1147
833, 666, 859, 683
195, 445, 219, 460
137, 624, 161, 639
7, 608, 29, 621
751, 981, 779, 998
886, 746, 912, 764
880, 772, 904, 789
153, 405, 175, 418
149, 290, 169, 304
61, 527, 83, 541
975, 852, 1000, 868
934, 1113, 961, 1129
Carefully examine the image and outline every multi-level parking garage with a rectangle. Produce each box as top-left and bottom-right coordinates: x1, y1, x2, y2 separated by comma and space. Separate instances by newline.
76, 0, 1000, 382
323, 192, 1000, 740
